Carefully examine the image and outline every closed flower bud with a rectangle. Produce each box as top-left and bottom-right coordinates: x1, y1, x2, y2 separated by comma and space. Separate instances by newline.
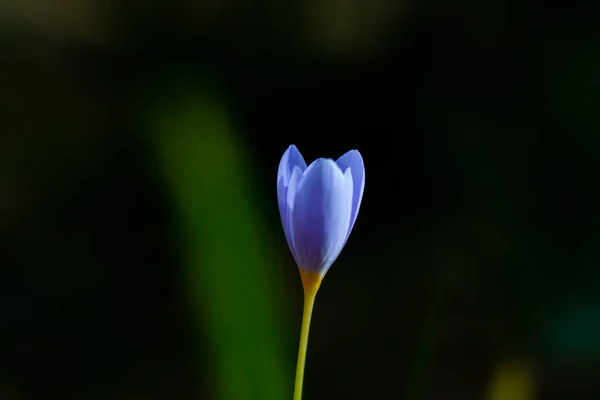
277, 145, 365, 292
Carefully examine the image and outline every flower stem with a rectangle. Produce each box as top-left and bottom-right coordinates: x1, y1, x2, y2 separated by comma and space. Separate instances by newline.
293, 291, 317, 400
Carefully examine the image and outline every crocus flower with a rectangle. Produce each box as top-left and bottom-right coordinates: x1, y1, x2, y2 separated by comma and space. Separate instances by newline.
278, 145, 365, 400
277, 145, 365, 292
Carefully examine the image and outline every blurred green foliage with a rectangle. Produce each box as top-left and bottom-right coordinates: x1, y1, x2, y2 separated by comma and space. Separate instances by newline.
2, 0, 600, 398
141, 71, 291, 400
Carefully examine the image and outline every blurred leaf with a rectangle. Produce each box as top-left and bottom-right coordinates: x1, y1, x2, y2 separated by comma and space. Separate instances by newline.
141, 70, 290, 400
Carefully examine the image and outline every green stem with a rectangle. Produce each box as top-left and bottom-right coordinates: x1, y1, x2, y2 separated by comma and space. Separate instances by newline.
293, 291, 317, 400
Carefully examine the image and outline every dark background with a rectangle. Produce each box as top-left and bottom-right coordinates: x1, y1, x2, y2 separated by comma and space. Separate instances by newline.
1, 1, 600, 399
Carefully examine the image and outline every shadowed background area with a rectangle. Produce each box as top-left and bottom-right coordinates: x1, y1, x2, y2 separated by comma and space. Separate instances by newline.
1, 0, 600, 399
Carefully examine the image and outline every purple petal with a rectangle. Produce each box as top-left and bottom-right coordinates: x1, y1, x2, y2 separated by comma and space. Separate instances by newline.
336, 150, 365, 236
277, 145, 307, 187
277, 145, 307, 262
285, 167, 303, 260
290, 159, 353, 274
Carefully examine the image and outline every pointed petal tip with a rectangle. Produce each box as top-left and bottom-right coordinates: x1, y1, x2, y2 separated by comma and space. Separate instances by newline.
339, 149, 364, 162
278, 144, 307, 187
285, 144, 303, 158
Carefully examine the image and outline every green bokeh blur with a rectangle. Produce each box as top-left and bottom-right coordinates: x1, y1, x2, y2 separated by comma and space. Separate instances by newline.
144, 74, 290, 399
